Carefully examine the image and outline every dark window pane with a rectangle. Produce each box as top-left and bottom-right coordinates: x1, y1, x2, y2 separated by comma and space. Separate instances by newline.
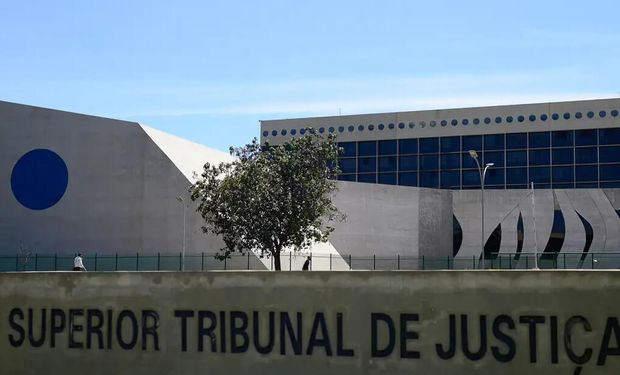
399, 138, 418, 154
576, 182, 598, 188
399, 155, 418, 171
552, 148, 574, 165
337, 174, 356, 182
441, 171, 460, 188
552, 130, 574, 147
378, 173, 397, 185
339, 142, 356, 157
441, 154, 461, 169
357, 174, 376, 183
600, 164, 620, 181
484, 134, 505, 150
358, 157, 376, 173
599, 128, 620, 145
530, 167, 551, 184
338, 158, 356, 173
484, 151, 505, 167
462, 170, 480, 186
420, 171, 439, 188
506, 150, 527, 167
463, 135, 482, 151
575, 147, 597, 164
576, 165, 598, 182
379, 140, 397, 155
552, 166, 574, 183
485, 168, 504, 185
358, 141, 376, 156
419, 138, 439, 153
440, 136, 461, 153
506, 133, 527, 149
399, 172, 418, 186
575, 129, 598, 146
420, 155, 439, 170
506, 168, 527, 184
600, 146, 620, 163
529, 149, 550, 166
507, 184, 528, 189
529, 132, 550, 148
379, 156, 397, 172
462, 152, 479, 168
601, 182, 620, 188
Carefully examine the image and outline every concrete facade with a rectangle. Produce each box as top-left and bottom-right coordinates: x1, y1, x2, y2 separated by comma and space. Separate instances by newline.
1, 271, 620, 374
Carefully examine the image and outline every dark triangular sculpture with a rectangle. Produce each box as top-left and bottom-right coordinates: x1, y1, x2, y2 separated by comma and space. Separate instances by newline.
576, 211, 593, 263
541, 192, 565, 265
453, 215, 463, 257
484, 223, 502, 260
515, 212, 524, 261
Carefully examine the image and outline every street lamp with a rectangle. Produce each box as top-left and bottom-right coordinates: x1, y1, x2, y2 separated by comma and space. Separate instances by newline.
468, 150, 494, 267
176, 196, 187, 271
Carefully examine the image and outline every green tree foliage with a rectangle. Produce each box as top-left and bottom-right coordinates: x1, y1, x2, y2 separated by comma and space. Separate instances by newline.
190, 131, 344, 270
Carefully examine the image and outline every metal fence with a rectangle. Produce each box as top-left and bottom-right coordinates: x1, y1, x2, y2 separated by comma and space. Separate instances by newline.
1, 252, 619, 272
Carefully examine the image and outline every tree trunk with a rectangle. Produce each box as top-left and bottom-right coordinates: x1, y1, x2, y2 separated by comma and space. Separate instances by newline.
273, 250, 281, 271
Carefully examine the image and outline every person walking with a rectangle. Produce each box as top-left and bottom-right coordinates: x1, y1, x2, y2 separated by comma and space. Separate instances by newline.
73, 253, 86, 271
302, 256, 311, 271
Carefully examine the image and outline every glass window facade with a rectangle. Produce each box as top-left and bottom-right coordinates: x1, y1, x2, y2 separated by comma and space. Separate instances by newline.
337, 127, 620, 189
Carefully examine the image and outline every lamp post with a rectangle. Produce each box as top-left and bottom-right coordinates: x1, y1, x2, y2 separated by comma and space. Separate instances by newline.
176, 196, 186, 271
468, 150, 494, 268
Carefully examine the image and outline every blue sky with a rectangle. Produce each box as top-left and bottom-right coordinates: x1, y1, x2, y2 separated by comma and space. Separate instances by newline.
1, 0, 619, 151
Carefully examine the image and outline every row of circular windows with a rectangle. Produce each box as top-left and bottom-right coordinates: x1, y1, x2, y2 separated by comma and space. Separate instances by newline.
262, 109, 620, 137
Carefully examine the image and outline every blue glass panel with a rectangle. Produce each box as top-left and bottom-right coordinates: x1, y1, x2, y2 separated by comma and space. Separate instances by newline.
600, 146, 620, 163
262, 131, 268, 137
337, 174, 356, 182
419, 138, 439, 154
399, 155, 418, 171
441, 120, 447, 127
388, 123, 395, 129
357, 125, 363, 132
552, 113, 559, 120
613, 110, 619, 117
317, 128, 323, 134
484, 117, 491, 124
291, 129, 297, 135
600, 111, 607, 118
484, 134, 505, 150
441, 171, 460, 188
506, 150, 527, 167
577, 182, 598, 188
552, 130, 574, 147
575, 112, 582, 119
451, 119, 458, 126
563, 112, 571, 120
529, 115, 536, 122
441, 154, 461, 169
462, 152, 479, 169
462, 170, 480, 186
485, 168, 504, 185
506, 168, 527, 184
518, 115, 524, 122
368, 125, 374, 131
379, 156, 397, 172
506, 133, 527, 149
600, 164, 620, 181
463, 135, 482, 151
507, 116, 513, 123
379, 140, 397, 155
576, 165, 598, 182
348, 125, 354, 132
399, 139, 418, 154
440, 136, 460, 153
399, 172, 418, 186
529, 149, 550, 166
553, 183, 574, 189
602, 182, 620, 187
473, 118, 480, 125
484, 151, 505, 167
552, 166, 574, 183
420, 171, 439, 188
398, 122, 405, 129
552, 148, 574, 165
420, 155, 439, 170
338, 158, 356, 173
507, 184, 528, 189
339, 142, 356, 157
575, 129, 597, 146
575, 147, 598, 164
378, 173, 397, 185
271, 130, 278, 136
358, 157, 376, 173
358, 141, 376, 156
529, 132, 550, 148
495, 116, 502, 124
599, 128, 620, 145
530, 167, 551, 184
357, 174, 376, 183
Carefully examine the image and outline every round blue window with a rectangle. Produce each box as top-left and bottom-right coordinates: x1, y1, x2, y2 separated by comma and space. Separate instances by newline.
328, 127, 334, 133
612, 110, 619, 117
575, 112, 582, 119
440, 120, 447, 127
398, 122, 405, 129
348, 125, 354, 132
317, 127, 323, 133
563, 112, 570, 120
281, 129, 287, 136
291, 129, 297, 135
462, 119, 469, 125
388, 123, 395, 129
517, 115, 524, 122
358, 125, 364, 131
473, 118, 480, 125
451, 119, 458, 126
430, 120, 436, 127
338, 126, 344, 133
599, 111, 607, 118
587, 111, 594, 118
420, 121, 426, 128
378, 124, 385, 130
262, 131, 268, 137
11, 149, 69, 210
552, 113, 559, 120
495, 116, 502, 124
300, 129, 306, 135
484, 117, 491, 124
271, 130, 278, 136
506, 116, 513, 123
368, 124, 375, 131
541, 114, 548, 121
408, 122, 415, 128
529, 115, 536, 122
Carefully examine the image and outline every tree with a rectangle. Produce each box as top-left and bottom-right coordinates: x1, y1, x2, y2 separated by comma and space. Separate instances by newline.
190, 130, 344, 270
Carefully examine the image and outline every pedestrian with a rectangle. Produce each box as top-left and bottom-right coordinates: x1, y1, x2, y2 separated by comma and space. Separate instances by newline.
302, 256, 311, 271
73, 253, 86, 271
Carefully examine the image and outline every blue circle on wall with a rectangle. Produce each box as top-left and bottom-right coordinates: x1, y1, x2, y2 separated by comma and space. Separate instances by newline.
11, 149, 68, 210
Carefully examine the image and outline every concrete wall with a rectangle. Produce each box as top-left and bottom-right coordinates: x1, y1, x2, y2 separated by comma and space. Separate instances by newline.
1, 271, 620, 374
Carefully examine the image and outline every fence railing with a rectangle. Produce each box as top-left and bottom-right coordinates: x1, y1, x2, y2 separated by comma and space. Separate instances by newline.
1, 252, 619, 272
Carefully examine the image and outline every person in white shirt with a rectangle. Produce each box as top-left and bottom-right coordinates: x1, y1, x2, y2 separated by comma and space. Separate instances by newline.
73, 253, 86, 271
